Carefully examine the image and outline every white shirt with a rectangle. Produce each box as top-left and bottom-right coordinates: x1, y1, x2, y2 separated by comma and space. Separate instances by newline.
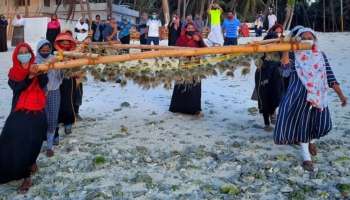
12, 18, 25, 26
146, 19, 162, 37
75, 22, 89, 42
268, 14, 277, 29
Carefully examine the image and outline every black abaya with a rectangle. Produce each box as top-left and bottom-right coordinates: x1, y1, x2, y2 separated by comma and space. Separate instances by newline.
168, 23, 181, 46
0, 19, 8, 52
0, 74, 48, 184
0, 111, 47, 183
58, 78, 76, 125
46, 27, 61, 52
169, 82, 202, 115
255, 60, 283, 115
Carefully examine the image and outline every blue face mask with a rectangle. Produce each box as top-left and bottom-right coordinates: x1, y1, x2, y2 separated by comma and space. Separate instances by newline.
17, 53, 32, 64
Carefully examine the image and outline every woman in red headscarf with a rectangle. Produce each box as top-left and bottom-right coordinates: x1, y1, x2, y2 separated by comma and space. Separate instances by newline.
53, 32, 78, 144
169, 23, 206, 115
0, 43, 48, 193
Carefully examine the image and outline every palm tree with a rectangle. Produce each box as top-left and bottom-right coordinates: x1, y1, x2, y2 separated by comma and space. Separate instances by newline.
107, 0, 112, 17
283, 0, 295, 30
162, 0, 170, 25
237, 0, 266, 21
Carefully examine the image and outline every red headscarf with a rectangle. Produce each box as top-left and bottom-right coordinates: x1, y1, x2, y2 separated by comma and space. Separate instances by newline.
177, 22, 205, 48
54, 32, 77, 51
47, 18, 61, 29
8, 43, 46, 111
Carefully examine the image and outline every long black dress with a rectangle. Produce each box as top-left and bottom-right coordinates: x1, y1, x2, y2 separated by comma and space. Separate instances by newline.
255, 59, 283, 125
46, 26, 60, 52
58, 78, 76, 126
169, 35, 204, 115
169, 81, 202, 115
168, 22, 181, 46
0, 74, 48, 183
0, 19, 8, 52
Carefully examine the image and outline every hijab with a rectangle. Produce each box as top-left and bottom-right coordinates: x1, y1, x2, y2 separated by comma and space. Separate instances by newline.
294, 28, 328, 110
35, 39, 53, 64
48, 16, 60, 29
8, 43, 46, 111
36, 39, 63, 91
54, 32, 77, 51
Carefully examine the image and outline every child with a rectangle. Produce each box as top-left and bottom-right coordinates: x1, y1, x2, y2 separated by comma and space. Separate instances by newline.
255, 26, 284, 131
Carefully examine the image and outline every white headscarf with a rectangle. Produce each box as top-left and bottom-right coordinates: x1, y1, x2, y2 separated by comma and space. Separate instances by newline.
12, 15, 25, 26
294, 28, 328, 110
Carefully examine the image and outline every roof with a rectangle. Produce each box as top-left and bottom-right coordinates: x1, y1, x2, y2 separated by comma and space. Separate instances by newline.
112, 5, 139, 17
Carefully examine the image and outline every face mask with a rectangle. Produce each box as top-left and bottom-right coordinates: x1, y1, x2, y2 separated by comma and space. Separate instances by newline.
40, 52, 50, 58
17, 53, 32, 64
186, 31, 195, 36
80, 22, 84, 25
152, 15, 157, 19
228, 16, 234, 19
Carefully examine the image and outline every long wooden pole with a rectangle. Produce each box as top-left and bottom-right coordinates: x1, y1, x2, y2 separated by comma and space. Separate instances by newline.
38, 42, 312, 71
82, 43, 192, 50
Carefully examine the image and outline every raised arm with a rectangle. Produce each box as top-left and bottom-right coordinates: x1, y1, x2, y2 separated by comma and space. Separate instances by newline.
207, 3, 213, 14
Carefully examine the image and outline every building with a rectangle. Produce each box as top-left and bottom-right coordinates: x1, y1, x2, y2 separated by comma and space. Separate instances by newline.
0, 0, 139, 39
0, 0, 140, 23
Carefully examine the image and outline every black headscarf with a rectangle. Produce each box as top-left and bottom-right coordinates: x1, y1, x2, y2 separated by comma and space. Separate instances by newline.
0, 15, 8, 26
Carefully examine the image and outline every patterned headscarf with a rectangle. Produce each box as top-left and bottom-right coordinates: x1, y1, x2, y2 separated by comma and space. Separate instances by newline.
294, 28, 328, 110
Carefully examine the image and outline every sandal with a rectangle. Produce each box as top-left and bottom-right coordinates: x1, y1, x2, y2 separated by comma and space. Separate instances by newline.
302, 160, 314, 172
18, 178, 32, 194
309, 143, 317, 156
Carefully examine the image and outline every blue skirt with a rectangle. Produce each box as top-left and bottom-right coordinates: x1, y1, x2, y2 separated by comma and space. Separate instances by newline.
273, 71, 332, 144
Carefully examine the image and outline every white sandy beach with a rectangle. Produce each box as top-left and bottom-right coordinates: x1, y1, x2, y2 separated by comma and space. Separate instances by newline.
0, 33, 350, 200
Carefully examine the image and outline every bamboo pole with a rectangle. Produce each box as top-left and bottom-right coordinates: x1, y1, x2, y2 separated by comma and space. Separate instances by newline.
83, 38, 291, 50
83, 43, 193, 50
38, 42, 312, 71
54, 51, 100, 59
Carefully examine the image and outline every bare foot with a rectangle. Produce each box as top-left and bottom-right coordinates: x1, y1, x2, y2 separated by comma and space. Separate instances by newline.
30, 163, 38, 174
309, 143, 317, 156
302, 160, 314, 172
18, 178, 32, 194
46, 149, 54, 157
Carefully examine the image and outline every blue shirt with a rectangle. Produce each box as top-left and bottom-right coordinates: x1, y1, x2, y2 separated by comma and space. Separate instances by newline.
222, 18, 240, 38
118, 21, 132, 39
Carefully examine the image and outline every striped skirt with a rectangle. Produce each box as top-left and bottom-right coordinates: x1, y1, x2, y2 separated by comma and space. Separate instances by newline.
273, 71, 332, 144
45, 89, 61, 133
